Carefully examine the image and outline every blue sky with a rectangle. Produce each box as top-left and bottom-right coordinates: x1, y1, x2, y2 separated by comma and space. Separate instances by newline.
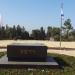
0, 0, 75, 31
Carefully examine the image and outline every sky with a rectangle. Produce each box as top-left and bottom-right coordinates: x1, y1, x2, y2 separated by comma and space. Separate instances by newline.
0, 0, 75, 32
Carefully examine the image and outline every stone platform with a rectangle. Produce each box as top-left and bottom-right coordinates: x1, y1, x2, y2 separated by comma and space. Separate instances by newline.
0, 55, 59, 69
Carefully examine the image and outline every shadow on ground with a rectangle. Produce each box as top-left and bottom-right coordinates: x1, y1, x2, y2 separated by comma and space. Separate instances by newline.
54, 57, 70, 69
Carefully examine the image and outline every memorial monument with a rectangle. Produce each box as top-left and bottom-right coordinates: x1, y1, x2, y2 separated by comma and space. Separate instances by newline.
7, 43, 47, 61
0, 43, 59, 68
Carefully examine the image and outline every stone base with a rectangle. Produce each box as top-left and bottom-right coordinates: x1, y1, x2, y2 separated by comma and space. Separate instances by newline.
0, 55, 59, 69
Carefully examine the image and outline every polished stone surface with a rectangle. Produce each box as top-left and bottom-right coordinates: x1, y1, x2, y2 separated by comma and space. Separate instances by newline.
8, 43, 46, 46
7, 43, 47, 61
0, 55, 59, 68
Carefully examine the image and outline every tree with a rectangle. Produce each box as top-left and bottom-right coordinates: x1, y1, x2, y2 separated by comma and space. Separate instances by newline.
5, 25, 11, 39
8, 27, 12, 39
46, 26, 52, 40
12, 25, 17, 39
21, 26, 29, 39
69, 29, 75, 41
52, 27, 60, 41
0, 26, 6, 39
63, 19, 73, 40
40, 27, 46, 40
23, 31, 29, 39
0, 26, 2, 39
31, 29, 41, 40
16, 25, 22, 39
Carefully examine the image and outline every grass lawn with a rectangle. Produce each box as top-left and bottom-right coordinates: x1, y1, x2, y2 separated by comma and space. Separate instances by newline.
0, 52, 75, 75
0, 52, 6, 58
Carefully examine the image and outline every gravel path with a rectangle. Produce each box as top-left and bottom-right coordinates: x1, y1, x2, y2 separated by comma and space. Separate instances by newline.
0, 49, 7, 52
48, 49, 75, 57
0, 40, 75, 57
0, 49, 75, 57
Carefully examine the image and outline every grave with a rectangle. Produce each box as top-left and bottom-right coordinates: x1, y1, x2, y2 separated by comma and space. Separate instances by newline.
0, 43, 59, 69
7, 43, 47, 62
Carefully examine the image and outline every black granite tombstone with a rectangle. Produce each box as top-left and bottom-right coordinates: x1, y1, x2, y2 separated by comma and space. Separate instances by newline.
0, 43, 59, 68
7, 43, 48, 61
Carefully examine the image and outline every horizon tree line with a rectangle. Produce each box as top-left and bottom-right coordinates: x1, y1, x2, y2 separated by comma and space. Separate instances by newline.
0, 18, 75, 41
